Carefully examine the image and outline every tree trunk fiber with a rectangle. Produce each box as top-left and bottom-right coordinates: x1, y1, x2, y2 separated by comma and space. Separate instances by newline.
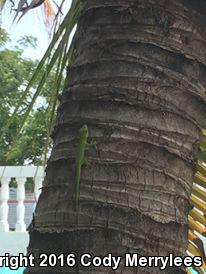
25, 0, 206, 273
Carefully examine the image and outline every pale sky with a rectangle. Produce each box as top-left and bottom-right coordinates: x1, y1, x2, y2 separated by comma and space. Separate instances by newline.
1, 0, 72, 60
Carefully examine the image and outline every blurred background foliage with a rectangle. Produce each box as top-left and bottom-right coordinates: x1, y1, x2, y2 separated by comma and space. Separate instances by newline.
0, 27, 60, 166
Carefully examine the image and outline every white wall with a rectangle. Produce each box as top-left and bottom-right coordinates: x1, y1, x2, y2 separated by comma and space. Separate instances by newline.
0, 232, 29, 256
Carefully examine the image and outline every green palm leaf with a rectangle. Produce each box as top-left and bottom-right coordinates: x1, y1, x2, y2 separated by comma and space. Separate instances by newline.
1, 0, 83, 162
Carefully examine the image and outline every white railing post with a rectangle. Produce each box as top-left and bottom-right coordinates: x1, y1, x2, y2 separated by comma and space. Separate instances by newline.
34, 176, 43, 202
0, 166, 44, 232
0, 177, 10, 232
15, 177, 26, 232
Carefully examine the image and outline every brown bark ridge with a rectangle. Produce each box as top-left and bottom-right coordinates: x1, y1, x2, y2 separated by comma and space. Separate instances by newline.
25, 0, 206, 273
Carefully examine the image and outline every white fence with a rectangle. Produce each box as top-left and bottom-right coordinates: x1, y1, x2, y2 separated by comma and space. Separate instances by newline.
0, 166, 44, 232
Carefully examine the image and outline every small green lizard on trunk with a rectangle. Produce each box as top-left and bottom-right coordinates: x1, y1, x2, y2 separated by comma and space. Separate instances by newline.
75, 124, 89, 211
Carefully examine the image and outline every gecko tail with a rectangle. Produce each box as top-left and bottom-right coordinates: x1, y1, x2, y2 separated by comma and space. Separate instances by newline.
75, 199, 79, 211
75, 187, 80, 211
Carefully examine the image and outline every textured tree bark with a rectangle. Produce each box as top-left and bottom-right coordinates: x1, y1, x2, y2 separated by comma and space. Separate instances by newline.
25, 0, 206, 273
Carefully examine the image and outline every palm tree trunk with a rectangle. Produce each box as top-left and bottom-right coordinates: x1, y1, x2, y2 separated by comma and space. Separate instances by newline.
25, 0, 206, 273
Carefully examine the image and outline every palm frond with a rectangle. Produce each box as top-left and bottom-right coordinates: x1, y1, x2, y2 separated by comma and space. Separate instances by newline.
2, 0, 83, 162
183, 124, 206, 274
187, 156, 206, 273
3, 0, 58, 33
43, 0, 55, 29
12, 0, 28, 22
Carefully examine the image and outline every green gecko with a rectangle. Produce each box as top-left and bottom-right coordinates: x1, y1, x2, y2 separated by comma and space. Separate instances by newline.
75, 124, 89, 211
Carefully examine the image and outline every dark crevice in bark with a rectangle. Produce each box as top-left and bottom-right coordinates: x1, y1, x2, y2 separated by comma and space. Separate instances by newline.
77, 0, 206, 65
66, 59, 206, 102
